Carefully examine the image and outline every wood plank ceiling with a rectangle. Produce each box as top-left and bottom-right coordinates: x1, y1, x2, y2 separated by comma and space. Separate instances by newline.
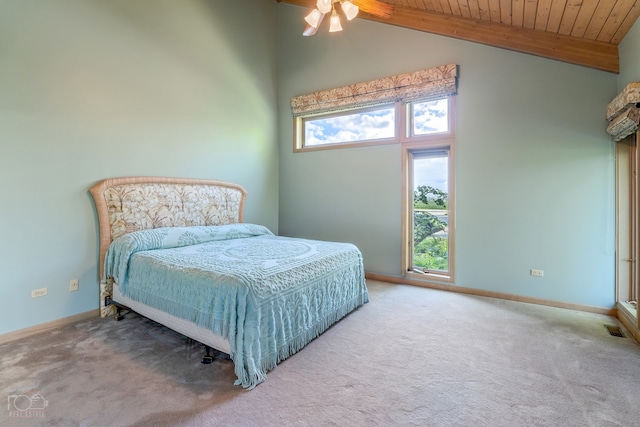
277, 1, 640, 73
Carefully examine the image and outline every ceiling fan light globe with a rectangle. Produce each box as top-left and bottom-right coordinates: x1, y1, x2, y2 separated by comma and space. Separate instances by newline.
304, 9, 323, 28
329, 11, 343, 32
341, 1, 359, 21
316, 0, 332, 14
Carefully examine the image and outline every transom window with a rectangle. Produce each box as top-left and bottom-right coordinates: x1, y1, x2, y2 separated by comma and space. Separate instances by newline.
303, 104, 396, 148
410, 98, 450, 137
295, 97, 452, 151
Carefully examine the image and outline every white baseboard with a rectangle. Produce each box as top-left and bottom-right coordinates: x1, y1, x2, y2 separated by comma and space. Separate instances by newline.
0, 310, 100, 345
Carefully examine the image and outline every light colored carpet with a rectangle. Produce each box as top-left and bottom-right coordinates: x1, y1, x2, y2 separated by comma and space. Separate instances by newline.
2, 280, 640, 426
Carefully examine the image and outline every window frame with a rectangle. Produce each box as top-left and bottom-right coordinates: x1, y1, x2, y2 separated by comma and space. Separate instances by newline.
294, 103, 399, 152
405, 97, 453, 139
401, 98, 456, 283
402, 140, 455, 283
294, 97, 455, 152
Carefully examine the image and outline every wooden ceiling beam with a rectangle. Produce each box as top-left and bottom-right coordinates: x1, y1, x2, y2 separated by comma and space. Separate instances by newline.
277, 0, 620, 73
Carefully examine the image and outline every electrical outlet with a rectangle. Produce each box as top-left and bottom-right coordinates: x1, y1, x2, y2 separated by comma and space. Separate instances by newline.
31, 288, 48, 298
69, 279, 79, 292
530, 269, 544, 277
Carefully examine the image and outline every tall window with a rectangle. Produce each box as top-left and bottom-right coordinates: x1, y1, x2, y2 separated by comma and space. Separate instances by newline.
402, 98, 455, 282
412, 150, 450, 273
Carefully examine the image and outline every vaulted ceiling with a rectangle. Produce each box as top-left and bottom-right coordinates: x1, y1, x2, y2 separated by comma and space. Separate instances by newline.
277, 1, 640, 73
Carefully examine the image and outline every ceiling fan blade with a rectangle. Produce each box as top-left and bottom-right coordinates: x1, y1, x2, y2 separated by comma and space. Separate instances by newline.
353, 0, 394, 19
303, 24, 319, 36
302, 12, 325, 36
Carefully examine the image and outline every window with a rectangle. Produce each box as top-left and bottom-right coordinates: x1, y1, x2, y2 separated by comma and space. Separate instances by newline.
291, 64, 457, 151
402, 98, 455, 282
301, 104, 396, 148
295, 98, 452, 151
410, 98, 450, 137
406, 148, 453, 278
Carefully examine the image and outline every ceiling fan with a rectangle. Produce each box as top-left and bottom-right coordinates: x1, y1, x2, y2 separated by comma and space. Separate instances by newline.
303, 0, 394, 36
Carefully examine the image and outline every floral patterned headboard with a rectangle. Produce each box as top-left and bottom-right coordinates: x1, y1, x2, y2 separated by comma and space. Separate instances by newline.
89, 176, 247, 317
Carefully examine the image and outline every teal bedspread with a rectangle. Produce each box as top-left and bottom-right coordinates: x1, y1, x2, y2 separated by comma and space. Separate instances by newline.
104, 224, 368, 389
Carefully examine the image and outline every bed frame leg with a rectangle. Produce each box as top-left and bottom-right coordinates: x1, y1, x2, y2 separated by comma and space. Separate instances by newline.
202, 346, 214, 364
104, 296, 126, 321
114, 306, 124, 322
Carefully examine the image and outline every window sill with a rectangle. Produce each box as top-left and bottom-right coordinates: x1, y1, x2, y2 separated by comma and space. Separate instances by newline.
405, 270, 453, 284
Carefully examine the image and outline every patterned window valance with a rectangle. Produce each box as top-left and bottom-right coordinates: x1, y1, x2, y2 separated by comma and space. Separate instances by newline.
291, 64, 458, 117
606, 82, 640, 142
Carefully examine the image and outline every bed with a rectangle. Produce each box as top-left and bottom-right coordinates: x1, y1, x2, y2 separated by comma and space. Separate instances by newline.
89, 176, 368, 389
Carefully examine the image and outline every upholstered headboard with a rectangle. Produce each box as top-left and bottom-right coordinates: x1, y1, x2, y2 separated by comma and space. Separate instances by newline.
89, 176, 247, 317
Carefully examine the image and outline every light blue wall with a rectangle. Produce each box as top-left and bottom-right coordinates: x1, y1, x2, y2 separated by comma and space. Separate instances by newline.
619, 18, 640, 89
0, 0, 279, 335
277, 5, 618, 308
